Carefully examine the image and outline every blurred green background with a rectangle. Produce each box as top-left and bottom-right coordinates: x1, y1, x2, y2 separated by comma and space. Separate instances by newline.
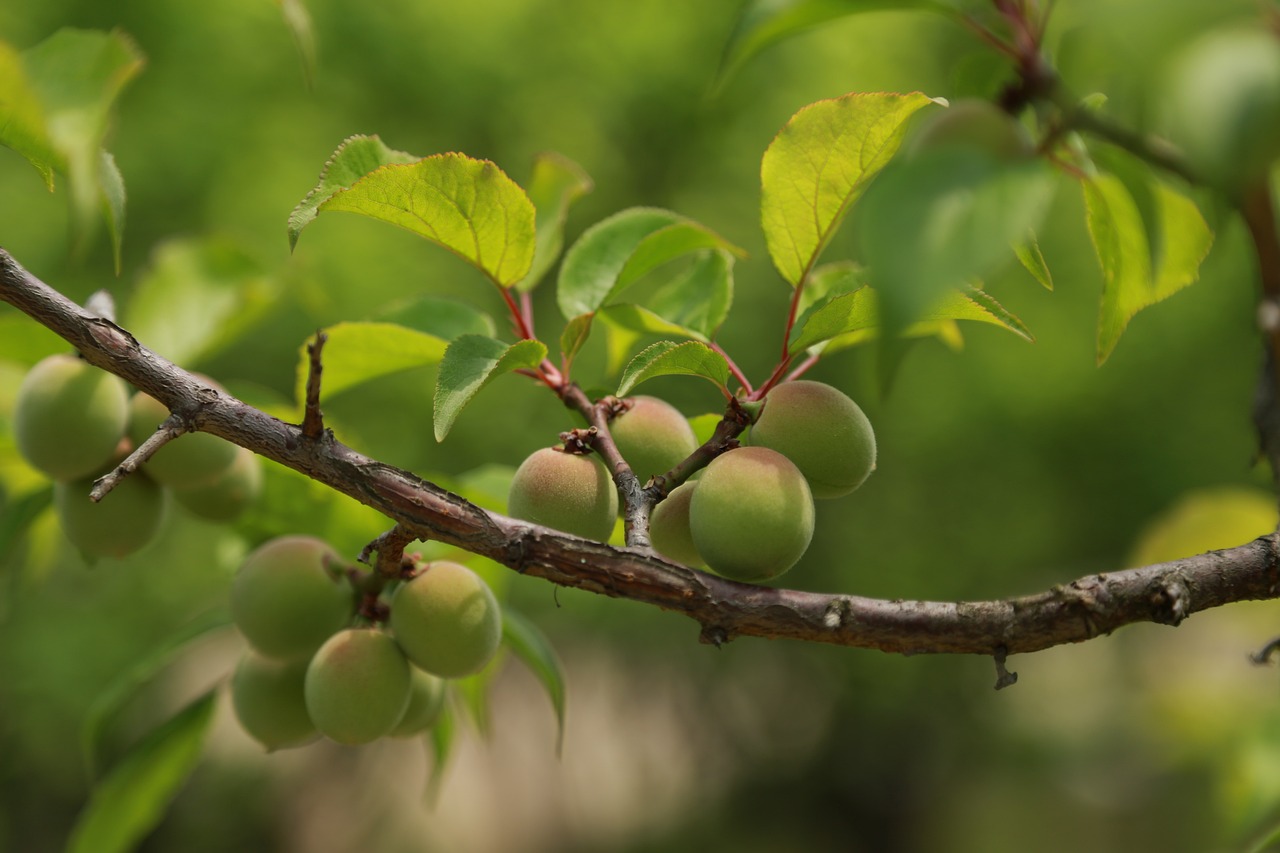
3, 1, 1280, 851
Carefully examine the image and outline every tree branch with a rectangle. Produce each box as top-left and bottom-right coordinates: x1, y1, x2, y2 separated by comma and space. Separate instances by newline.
4, 247, 1280, 659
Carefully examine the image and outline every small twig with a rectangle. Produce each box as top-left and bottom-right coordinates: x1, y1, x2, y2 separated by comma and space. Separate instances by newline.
301, 330, 328, 440
355, 524, 418, 620
1250, 636, 1280, 665
993, 645, 1019, 690
91, 414, 187, 501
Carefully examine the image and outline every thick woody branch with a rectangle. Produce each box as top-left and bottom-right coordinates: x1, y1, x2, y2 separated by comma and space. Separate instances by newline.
4, 247, 1280, 659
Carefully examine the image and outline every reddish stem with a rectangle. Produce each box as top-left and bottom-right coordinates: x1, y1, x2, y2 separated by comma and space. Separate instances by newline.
709, 340, 753, 395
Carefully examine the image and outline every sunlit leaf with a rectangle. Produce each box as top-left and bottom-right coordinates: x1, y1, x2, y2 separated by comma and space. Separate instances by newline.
288, 135, 418, 247
800, 284, 1033, 355
294, 321, 448, 406
0, 39, 57, 189
714, 0, 934, 92
278, 0, 317, 89
434, 335, 547, 441
557, 207, 742, 318
502, 609, 566, 755
519, 152, 593, 292
307, 153, 537, 287
853, 147, 1056, 339
600, 303, 708, 342
126, 237, 279, 368
1014, 232, 1053, 290
66, 690, 217, 853
1084, 172, 1213, 364
762, 91, 936, 286
616, 341, 730, 397
81, 611, 231, 781
21, 29, 144, 262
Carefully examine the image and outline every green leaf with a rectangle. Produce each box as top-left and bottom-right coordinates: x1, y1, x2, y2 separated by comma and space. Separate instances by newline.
853, 147, 1056, 339
302, 152, 537, 287
295, 321, 449, 406
761, 91, 936, 286
557, 208, 742, 319
0, 486, 52, 573
98, 151, 126, 272
287, 135, 419, 248
1014, 232, 1053, 290
600, 303, 708, 342
66, 690, 217, 853
0, 39, 57, 189
278, 0, 317, 89
714, 0, 933, 92
502, 609, 566, 755
644, 249, 736, 339
794, 261, 868, 330
125, 237, 279, 368
616, 341, 730, 397
434, 336, 547, 441
371, 295, 496, 341
796, 284, 1033, 355
560, 312, 595, 364
788, 286, 876, 355
20, 29, 144, 261
81, 610, 231, 781
519, 152, 593, 292
1084, 173, 1213, 364
424, 701, 457, 805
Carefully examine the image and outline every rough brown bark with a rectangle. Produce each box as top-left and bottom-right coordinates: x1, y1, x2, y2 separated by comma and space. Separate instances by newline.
4, 246, 1279, 661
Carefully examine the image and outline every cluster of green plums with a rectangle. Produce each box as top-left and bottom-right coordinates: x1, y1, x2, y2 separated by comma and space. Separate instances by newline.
506, 380, 876, 583
11, 353, 261, 559
228, 535, 503, 750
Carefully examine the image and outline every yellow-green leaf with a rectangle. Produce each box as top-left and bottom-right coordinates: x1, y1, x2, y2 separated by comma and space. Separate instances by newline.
319, 153, 537, 287
295, 321, 449, 406
761, 91, 936, 286
288, 134, 420, 248
1084, 173, 1213, 364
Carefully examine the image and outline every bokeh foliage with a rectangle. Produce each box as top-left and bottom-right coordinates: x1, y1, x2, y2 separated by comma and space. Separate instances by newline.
2, 1, 1279, 851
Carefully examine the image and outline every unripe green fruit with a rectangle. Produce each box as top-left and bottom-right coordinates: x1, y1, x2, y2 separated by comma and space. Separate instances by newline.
171, 447, 262, 522
230, 651, 317, 751
909, 98, 1034, 161
650, 481, 703, 567
610, 396, 699, 481
389, 666, 447, 738
14, 354, 129, 480
305, 628, 411, 745
749, 380, 876, 499
508, 447, 618, 541
1161, 28, 1280, 193
689, 446, 814, 583
390, 561, 502, 678
54, 472, 165, 560
127, 391, 239, 487
230, 535, 354, 661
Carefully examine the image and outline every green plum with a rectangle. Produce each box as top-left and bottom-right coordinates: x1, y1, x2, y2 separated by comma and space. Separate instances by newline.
389, 666, 447, 738
305, 628, 412, 745
390, 561, 502, 678
689, 446, 814, 583
610, 396, 699, 482
749, 380, 876, 499
507, 447, 618, 541
54, 471, 165, 560
127, 389, 239, 488
230, 535, 355, 661
230, 651, 318, 751
649, 481, 703, 567
14, 354, 129, 481
171, 447, 262, 522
